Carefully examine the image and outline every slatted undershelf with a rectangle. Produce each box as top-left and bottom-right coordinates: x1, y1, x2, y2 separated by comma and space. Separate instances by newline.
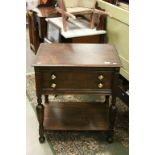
44, 102, 109, 131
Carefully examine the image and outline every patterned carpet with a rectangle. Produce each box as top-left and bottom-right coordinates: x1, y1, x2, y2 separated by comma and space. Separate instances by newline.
26, 74, 129, 154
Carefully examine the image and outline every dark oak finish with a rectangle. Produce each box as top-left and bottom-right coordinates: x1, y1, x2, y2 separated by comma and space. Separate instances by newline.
36, 7, 58, 17
27, 10, 40, 52
33, 43, 122, 143
28, 7, 59, 53
36, 96, 45, 143
34, 7, 59, 40
42, 70, 113, 89
60, 35, 104, 43
44, 102, 109, 131
71, 35, 103, 43
34, 43, 121, 67
44, 95, 49, 104
45, 30, 105, 43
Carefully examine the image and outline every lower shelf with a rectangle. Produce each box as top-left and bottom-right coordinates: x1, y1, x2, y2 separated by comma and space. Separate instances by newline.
44, 102, 109, 131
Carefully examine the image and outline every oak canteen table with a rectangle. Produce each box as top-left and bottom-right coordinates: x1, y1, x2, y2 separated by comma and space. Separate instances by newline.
33, 43, 122, 143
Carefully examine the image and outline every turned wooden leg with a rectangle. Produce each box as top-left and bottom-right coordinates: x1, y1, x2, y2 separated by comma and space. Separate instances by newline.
104, 96, 109, 111
90, 13, 96, 29
36, 96, 45, 143
62, 15, 67, 32
106, 130, 114, 143
54, 94, 58, 97
104, 95, 109, 104
107, 96, 117, 143
45, 95, 49, 104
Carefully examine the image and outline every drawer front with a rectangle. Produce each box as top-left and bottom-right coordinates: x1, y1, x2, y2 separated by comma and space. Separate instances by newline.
42, 70, 113, 90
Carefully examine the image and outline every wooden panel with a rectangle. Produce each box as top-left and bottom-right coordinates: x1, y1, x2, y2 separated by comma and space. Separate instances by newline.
27, 11, 40, 53
27, 11, 33, 46
97, 0, 129, 25
44, 102, 109, 131
33, 7, 58, 17
98, 0, 129, 80
107, 17, 129, 80
72, 35, 101, 43
119, 56, 129, 80
34, 7, 59, 40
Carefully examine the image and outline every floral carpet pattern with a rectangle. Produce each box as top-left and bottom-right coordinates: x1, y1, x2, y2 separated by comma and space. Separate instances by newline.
26, 74, 129, 154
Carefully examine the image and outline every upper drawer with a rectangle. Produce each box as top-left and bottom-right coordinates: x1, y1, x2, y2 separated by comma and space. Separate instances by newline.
41, 70, 113, 90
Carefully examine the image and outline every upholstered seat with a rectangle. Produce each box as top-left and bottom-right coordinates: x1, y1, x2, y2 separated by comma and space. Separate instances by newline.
67, 7, 92, 14
63, 0, 96, 8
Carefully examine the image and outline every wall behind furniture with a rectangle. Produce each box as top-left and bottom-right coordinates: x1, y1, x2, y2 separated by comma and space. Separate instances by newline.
98, 0, 129, 80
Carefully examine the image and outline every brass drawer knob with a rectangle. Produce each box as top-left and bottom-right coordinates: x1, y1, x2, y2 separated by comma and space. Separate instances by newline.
98, 83, 103, 88
51, 83, 56, 88
51, 74, 56, 80
98, 75, 104, 80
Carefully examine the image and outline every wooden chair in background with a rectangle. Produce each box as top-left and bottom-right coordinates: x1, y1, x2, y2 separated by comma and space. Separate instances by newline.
56, 0, 110, 31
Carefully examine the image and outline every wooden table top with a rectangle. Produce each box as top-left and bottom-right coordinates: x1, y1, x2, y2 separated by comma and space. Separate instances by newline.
33, 43, 122, 67
33, 7, 57, 17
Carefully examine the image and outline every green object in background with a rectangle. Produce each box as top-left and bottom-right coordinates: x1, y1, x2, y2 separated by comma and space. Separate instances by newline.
98, 0, 129, 80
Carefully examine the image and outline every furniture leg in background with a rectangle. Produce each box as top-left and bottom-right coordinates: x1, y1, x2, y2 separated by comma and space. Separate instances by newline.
107, 71, 119, 142
45, 95, 49, 104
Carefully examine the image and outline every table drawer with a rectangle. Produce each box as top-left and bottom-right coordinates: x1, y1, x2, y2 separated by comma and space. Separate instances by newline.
42, 70, 113, 90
